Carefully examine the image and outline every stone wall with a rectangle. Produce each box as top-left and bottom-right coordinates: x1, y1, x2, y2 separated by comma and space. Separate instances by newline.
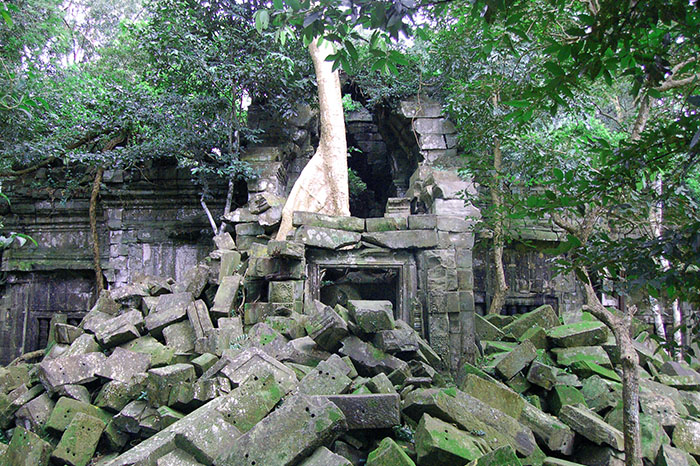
0, 164, 226, 364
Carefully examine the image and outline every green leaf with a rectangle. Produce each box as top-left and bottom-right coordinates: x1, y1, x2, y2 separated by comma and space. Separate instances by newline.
254, 9, 269, 33
501, 100, 529, 108
647, 88, 663, 99
344, 40, 358, 61
553, 167, 564, 181
273, 0, 283, 9
389, 50, 409, 66
286, 0, 301, 11
544, 62, 563, 76
371, 58, 387, 72
1, 9, 11, 27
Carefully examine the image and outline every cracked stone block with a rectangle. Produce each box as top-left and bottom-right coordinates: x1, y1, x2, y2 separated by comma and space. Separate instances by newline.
94, 373, 149, 412
547, 321, 609, 348
365, 437, 415, 466
495, 340, 537, 380
297, 354, 353, 396
215, 394, 348, 466
373, 322, 420, 353
163, 321, 196, 353
519, 401, 575, 455
121, 336, 175, 367
559, 404, 624, 451
55, 323, 84, 345
672, 418, 700, 456
280, 336, 332, 366
94, 310, 144, 347
146, 364, 196, 407
211, 275, 242, 319
408, 214, 438, 230
173, 264, 209, 298
267, 240, 305, 260
362, 230, 438, 249
38, 352, 106, 393
157, 449, 204, 466
2, 426, 53, 466
339, 336, 409, 377
52, 412, 106, 466
113, 400, 160, 436
640, 392, 683, 427
526, 361, 560, 390
461, 374, 524, 419
187, 300, 214, 341
320, 393, 400, 429
0, 364, 31, 393
46, 396, 113, 434
15, 392, 54, 431
347, 300, 395, 333
213, 232, 236, 250
217, 347, 298, 393
266, 314, 306, 340
295, 225, 362, 249
218, 251, 242, 283
470, 446, 521, 465
292, 211, 365, 231
306, 301, 349, 352
214, 373, 285, 433
96, 347, 151, 382
300, 446, 353, 466
415, 413, 489, 465
145, 292, 192, 338
0, 384, 43, 428
580, 376, 617, 413
402, 388, 536, 456
501, 305, 560, 339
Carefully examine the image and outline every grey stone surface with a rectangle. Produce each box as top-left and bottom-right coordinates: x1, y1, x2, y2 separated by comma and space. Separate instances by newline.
339, 336, 409, 376
320, 393, 400, 429
96, 347, 151, 382
38, 352, 106, 392
559, 404, 624, 450
295, 225, 362, 249
347, 300, 395, 333
215, 394, 347, 466
299, 447, 352, 466
293, 211, 365, 231
305, 301, 349, 351
145, 292, 192, 337
362, 230, 438, 249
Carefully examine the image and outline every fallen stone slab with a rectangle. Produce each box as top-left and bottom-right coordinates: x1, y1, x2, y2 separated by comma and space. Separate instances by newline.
656, 444, 700, 466
122, 335, 175, 367
145, 292, 192, 337
461, 374, 524, 419
518, 325, 548, 349
280, 336, 332, 366
475, 314, 506, 341
542, 459, 586, 466
96, 347, 151, 382
546, 321, 609, 348
210, 275, 242, 319
52, 412, 106, 466
415, 413, 489, 465
146, 363, 196, 407
55, 323, 84, 344
186, 300, 214, 340
156, 449, 204, 466
112, 400, 160, 436
300, 446, 353, 466
402, 388, 537, 456
306, 301, 349, 352
553, 346, 612, 368
15, 392, 55, 432
319, 393, 400, 429
365, 437, 415, 466
526, 360, 559, 390
1, 426, 53, 466
339, 336, 409, 376
672, 418, 700, 456
173, 264, 209, 297
0, 383, 43, 428
361, 230, 438, 249
94, 310, 144, 348
267, 240, 305, 260
347, 300, 395, 333
501, 304, 560, 339
605, 410, 668, 462
559, 404, 624, 451
466, 446, 521, 466
580, 376, 617, 413
38, 351, 106, 392
519, 401, 575, 455
214, 394, 348, 466
214, 373, 285, 433
495, 340, 537, 380
295, 225, 362, 249
216, 347, 298, 393
94, 373, 149, 412
297, 354, 353, 396
46, 396, 113, 433
640, 391, 683, 427
163, 321, 196, 353
374, 322, 420, 353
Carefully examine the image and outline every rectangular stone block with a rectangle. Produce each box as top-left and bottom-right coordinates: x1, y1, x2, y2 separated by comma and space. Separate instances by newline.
95, 347, 151, 382
305, 301, 349, 352
339, 336, 409, 377
437, 215, 473, 232
295, 225, 362, 249
267, 240, 305, 259
461, 374, 524, 419
408, 214, 437, 230
559, 404, 624, 451
269, 280, 304, 303
298, 354, 353, 396
52, 412, 106, 466
38, 352, 106, 393
187, 300, 214, 340
145, 292, 192, 338
366, 216, 407, 232
292, 211, 365, 231
94, 310, 144, 347
215, 348, 298, 393
496, 340, 537, 380
347, 300, 395, 333
519, 401, 575, 455
320, 393, 400, 429
211, 275, 242, 319
362, 230, 438, 249
437, 231, 474, 248
46, 396, 112, 433
215, 394, 347, 466
415, 413, 487, 464
2, 426, 53, 466
146, 363, 196, 407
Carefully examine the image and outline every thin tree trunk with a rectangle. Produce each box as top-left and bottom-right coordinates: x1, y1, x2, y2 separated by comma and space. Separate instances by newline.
90, 167, 105, 295
276, 38, 349, 240
488, 94, 508, 314
201, 194, 218, 236
582, 276, 642, 466
672, 301, 683, 361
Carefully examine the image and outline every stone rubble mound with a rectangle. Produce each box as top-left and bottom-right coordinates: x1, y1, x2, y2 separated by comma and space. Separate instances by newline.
1, 232, 699, 466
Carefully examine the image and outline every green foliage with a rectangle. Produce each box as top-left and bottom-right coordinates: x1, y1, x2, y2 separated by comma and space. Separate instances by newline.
341, 95, 362, 112
348, 167, 367, 198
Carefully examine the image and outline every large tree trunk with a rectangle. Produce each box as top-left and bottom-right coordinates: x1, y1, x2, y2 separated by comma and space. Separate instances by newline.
276, 38, 349, 240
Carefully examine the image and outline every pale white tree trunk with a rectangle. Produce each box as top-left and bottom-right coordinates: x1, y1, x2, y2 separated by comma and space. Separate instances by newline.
276, 38, 349, 240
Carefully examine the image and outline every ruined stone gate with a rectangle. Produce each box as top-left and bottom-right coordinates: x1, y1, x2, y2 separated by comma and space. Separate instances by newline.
0, 96, 583, 366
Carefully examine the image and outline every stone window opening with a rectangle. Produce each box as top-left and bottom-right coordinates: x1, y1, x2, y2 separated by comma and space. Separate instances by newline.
318, 266, 401, 318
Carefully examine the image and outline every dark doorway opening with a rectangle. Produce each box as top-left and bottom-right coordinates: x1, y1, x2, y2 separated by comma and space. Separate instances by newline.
319, 266, 400, 319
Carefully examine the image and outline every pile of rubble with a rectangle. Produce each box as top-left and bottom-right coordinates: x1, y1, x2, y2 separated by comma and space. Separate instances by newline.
1, 233, 699, 466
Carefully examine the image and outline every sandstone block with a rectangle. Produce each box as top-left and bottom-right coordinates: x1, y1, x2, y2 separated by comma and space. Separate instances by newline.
52, 412, 106, 466
415, 413, 489, 465
320, 393, 400, 429
145, 292, 192, 337
559, 404, 624, 450
347, 300, 395, 333
362, 230, 438, 249
339, 336, 409, 376
295, 225, 362, 249
305, 301, 349, 351
1, 426, 53, 466
96, 347, 151, 382
38, 352, 106, 392
365, 437, 416, 466
495, 340, 537, 380
300, 447, 353, 466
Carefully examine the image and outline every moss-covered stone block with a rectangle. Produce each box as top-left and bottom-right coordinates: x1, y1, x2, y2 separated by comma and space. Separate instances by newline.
415, 413, 489, 465
548, 385, 586, 416
366, 437, 415, 466
52, 412, 106, 466
0, 426, 53, 466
